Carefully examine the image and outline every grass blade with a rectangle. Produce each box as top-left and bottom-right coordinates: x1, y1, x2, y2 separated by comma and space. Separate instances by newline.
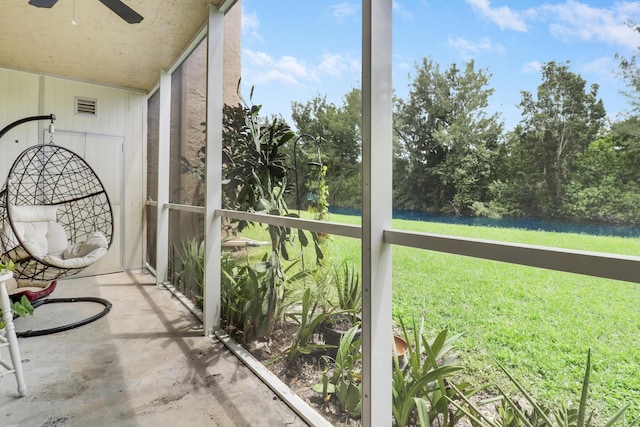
496, 359, 555, 426
577, 349, 591, 427
445, 386, 499, 427
603, 404, 630, 427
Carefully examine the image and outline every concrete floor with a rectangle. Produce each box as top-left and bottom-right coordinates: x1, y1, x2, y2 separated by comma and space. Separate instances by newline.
1, 271, 308, 427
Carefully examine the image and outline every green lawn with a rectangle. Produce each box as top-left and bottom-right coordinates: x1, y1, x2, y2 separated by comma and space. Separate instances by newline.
239, 213, 640, 420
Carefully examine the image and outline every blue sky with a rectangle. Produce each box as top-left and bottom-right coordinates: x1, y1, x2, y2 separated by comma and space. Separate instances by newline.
240, 1, 640, 131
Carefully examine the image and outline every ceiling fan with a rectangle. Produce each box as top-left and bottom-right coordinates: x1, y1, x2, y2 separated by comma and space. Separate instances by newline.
28, 0, 144, 24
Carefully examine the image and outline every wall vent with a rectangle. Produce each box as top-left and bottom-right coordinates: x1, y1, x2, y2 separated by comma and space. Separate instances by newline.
75, 96, 97, 116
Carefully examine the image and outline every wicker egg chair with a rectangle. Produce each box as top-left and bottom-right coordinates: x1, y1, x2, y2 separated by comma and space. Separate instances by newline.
0, 143, 114, 281
0, 115, 113, 336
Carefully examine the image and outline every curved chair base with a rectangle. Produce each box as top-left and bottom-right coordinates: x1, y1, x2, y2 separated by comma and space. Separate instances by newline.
16, 297, 112, 338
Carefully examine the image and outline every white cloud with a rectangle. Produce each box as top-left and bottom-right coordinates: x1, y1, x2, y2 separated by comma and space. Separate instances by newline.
330, 3, 359, 22
241, 8, 262, 42
243, 49, 360, 88
448, 36, 506, 59
538, 1, 640, 51
465, 1, 640, 53
393, 1, 414, 20
615, 1, 640, 16
243, 49, 315, 86
522, 57, 617, 79
522, 60, 542, 73
397, 62, 411, 73
318, 53, 360, 78
243, 50, 273, 69
466, 0, 640, 50
582, 56, 617, 79
465, 0, 528, 32
279, 56, 314, 79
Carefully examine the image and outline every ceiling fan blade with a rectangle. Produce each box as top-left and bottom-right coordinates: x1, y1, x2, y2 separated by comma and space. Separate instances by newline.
98, 0, 144, 24
28, 0, 59, 7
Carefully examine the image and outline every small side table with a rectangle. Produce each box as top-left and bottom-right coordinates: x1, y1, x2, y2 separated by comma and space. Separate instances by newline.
0, 270, 26, 397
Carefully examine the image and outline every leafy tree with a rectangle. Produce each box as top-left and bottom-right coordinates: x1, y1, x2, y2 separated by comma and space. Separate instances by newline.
509, 61, 606, 217
394, 58, 504, 214
291, 89, 362, 209
610, 116, 640, 176
616, 22, 640, 112
394, 57, 449, 212
563, 118, 640, 224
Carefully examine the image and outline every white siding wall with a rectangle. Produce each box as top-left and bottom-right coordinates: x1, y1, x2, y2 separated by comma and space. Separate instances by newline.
0, 69, 40, 180
0, 67, 146, 272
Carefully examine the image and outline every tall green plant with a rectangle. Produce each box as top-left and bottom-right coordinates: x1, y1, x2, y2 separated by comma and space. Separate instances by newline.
392, 317, 469, 427
221, 85, 321, 341
176, 237, 205, 308
220, 251, 243, 329
314, 325, 363, 418
286, 288, 335, 364
333, 260, 362, 315
306, 138, 330, 222
220, 256, 272, 341
220, 249, 311, 343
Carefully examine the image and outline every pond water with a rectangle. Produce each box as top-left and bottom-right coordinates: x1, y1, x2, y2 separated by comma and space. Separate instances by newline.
329, 207, 640, 238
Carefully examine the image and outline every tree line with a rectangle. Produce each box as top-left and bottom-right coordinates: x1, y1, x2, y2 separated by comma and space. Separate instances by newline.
287, 29, 640, 226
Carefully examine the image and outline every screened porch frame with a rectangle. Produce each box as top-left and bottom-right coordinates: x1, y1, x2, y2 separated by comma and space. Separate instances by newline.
149, 2, 640, 426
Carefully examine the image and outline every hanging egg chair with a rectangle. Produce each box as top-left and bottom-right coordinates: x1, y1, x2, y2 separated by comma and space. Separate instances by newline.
0, 143, 113, 282
0, 115, 113, 336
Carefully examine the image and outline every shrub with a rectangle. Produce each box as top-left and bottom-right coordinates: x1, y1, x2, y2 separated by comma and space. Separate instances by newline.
0, 260, 33, 329
448, 349, 638, 427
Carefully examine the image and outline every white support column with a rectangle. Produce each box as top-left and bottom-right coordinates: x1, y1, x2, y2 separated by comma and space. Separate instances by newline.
155, 71, 171, 286
203, 5, 224, 336
361, 1, 393, 426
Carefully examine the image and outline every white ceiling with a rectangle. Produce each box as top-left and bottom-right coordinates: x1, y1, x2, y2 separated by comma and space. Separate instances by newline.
0, 0, 233, 92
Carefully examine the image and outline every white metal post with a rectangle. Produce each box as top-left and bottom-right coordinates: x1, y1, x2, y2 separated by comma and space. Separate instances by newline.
203, 5, 225, 336
155, 71, 171, 286
0, 270, 26, 397
361, 0, 393, 426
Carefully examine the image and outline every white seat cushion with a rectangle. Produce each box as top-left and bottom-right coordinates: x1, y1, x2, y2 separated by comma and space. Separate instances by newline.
4, 204, 108, 269
45, 222, 69, 254
7, 205, 69, 257
12, 221, 68, 257
15, 222, 48, 256
10, 205, 57, 223
62, 232, 108, 259
45, 247, 108, 268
